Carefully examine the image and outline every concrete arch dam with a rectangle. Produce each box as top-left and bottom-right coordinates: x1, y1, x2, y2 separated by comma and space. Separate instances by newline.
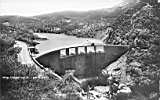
35, 44, 129, 78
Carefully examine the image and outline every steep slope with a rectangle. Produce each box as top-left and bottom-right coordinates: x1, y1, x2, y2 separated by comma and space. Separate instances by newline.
105, 1, 160, 99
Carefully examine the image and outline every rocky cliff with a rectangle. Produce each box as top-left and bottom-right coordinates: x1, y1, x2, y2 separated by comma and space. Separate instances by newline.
104, 1, 160, 99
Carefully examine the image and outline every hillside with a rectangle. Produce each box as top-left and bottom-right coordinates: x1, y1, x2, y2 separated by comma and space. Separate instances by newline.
0, 8, 121, 35
0, 0, 139, 36
105, 0, 160, 99
1, 0, 160, 99
0, 16, 43, 33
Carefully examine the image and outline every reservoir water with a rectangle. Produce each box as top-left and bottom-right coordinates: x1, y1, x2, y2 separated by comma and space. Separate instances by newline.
35, 33, 104, 55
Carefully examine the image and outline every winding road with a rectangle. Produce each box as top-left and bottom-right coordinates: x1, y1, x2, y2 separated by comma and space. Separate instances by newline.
14, 41, 33, 64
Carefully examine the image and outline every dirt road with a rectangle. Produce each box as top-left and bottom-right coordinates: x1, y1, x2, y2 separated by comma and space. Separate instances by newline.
14, 41, 33, 64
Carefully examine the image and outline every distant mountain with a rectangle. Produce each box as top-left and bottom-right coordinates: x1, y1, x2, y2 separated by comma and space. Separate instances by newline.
33, 6, 128, 25
0, 16, 40, 25
34, 0, 139, 19
0, 16, 42, 32
34, 7, 121, 20
0, 0, 139, 34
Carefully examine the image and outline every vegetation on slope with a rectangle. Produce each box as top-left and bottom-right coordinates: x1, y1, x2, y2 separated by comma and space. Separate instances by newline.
0, 0, 139, 38
106, 0, 160, 99
0, 23, 51, 100
0, 23, 83, 100
1, 0, 160, 99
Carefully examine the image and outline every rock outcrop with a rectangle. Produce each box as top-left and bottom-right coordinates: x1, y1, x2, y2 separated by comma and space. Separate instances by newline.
104, 1, 160, 99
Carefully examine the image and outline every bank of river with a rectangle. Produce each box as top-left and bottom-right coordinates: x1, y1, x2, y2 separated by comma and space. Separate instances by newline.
35, 33, 104, 55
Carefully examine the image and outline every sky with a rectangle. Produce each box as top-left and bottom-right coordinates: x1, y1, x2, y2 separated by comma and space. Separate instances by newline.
0, 0, 123, 16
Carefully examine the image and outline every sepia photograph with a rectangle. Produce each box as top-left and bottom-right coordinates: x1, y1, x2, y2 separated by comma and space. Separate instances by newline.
0, 0, 160, 100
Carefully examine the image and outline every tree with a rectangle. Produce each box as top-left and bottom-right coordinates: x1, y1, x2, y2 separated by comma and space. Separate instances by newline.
140, 0, 158, 5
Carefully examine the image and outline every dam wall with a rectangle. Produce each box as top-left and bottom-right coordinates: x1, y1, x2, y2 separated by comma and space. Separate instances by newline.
36, 45, 128, 78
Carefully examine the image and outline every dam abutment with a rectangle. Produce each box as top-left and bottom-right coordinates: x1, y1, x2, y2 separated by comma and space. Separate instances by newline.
36, 45, 129, 78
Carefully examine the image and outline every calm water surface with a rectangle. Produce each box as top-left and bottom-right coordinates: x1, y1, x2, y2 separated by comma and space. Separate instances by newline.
35, 33, 104, 55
